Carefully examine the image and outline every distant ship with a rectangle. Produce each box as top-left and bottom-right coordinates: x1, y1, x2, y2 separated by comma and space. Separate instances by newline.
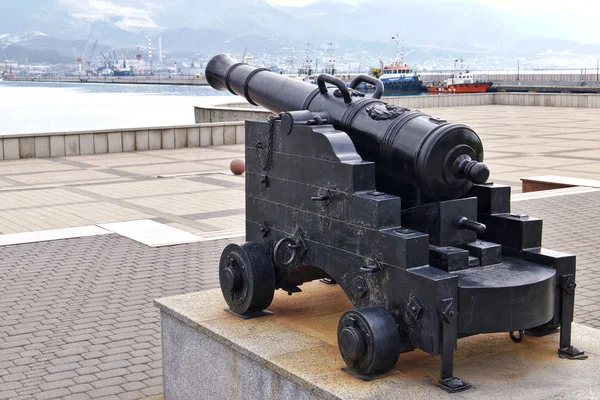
426, 59, 492, 93
372, 36, 423, 93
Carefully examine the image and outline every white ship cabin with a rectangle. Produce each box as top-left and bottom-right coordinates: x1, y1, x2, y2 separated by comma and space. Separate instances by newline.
449, 72, 475, 84
382, 65, 413, 76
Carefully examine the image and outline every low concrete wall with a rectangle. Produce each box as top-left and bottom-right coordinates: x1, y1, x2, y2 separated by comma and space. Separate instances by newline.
195, 92, 600, 124
7, 91, 598, 161
493, 92, 600, 108
0, 122, 245, 161
385, 93, 494, 108
195, 103, 273, 123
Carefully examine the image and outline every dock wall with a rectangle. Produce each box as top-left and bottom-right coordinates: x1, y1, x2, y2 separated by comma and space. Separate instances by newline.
0, 122, 244, 161
194, 92, 600, 123
7, 73, 600, 87
6, 76, 209, 86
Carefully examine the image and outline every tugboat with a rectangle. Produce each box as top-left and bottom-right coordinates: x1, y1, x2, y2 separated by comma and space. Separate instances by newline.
373, 36, 423, 93
426, 59, 491, 93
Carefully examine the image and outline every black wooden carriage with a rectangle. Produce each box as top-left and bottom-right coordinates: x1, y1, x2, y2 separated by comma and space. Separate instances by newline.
207, 54, 586, 392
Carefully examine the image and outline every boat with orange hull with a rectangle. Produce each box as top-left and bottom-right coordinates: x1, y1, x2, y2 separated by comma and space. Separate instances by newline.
426, 82, 489, 93
426, 59, 492, 94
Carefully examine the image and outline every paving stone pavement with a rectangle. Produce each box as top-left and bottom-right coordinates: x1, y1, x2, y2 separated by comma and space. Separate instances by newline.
0, 191, 599, 399
0, 105, 599, 399
0, 106, 599, 235
0, 234, 240, 400
513, 189, 600, 329
0, 146, 246, 236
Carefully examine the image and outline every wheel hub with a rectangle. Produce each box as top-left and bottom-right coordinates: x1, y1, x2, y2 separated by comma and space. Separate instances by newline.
222, 266, 242, 293
340, 326, 366, 360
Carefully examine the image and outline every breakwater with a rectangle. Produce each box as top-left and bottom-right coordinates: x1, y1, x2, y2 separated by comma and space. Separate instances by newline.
5, 75, 209, 86
8, 74, 600, 93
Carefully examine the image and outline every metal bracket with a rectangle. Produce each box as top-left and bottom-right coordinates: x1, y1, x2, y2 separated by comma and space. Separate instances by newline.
259, 221, 270, 237
292, 227, 309, 259
558, 346, 587, 360
360, 258, 383, 274
437, 377, 472, 393
562, 275, 576, 296
509, 213, 529, 219
311, 188, 333, 207
352, 276, 369, 298
408, 297, 424, 321
282, 285, 303, 296
260, 175, 270, 188
440, 298, 457, 325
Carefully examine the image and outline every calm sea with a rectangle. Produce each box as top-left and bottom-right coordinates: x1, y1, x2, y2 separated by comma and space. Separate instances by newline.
0, 81, 234, 135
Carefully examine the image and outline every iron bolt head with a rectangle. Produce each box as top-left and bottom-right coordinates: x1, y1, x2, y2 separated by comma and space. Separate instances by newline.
356, 285, 368, 298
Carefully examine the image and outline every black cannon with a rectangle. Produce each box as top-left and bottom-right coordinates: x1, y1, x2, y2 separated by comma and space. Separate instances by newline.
207, 54, 586, 392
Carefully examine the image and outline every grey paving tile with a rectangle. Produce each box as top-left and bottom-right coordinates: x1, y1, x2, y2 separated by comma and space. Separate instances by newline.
39, 378, 76, 391
64, 393, 91, 400
0, 390, 17, 400
33, 387, 71, 400
2, 234, 226, 398
0, 132, 597, 400
86, 385, 123, 398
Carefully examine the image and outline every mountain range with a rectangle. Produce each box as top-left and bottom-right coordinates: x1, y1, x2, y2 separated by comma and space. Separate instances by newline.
1, 0, 599, 70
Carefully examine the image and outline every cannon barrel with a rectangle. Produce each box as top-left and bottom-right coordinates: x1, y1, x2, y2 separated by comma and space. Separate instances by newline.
206, 53, 489, 201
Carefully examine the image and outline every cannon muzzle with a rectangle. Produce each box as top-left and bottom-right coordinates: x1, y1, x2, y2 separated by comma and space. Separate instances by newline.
206, 54, 489, 203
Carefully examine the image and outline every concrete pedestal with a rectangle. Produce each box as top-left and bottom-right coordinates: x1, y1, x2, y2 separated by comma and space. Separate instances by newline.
155, 282, 600, 400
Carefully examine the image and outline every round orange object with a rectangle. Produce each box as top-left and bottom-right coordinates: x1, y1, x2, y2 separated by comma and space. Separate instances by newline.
230, 159, 245, 175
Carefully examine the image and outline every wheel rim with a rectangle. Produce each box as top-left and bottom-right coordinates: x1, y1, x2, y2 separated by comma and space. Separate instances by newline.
339, 326, 366, 360
221, 253, 248, 303
338, 307, 401, 376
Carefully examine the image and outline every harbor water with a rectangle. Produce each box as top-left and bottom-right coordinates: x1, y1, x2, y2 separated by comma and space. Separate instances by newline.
0, 81, 234, 135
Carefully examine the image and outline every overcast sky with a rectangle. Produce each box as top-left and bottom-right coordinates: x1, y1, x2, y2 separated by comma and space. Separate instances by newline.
265, 0, 597, 43
266, 0, 593, 9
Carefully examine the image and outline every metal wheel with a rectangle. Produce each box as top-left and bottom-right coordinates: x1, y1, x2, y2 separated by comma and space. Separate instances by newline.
219, 242, 275, 315
337, 307, 401, 377
509, 330, 525, 343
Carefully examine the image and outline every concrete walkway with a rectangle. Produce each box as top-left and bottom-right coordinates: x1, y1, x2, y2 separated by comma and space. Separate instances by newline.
0, 106, 599, 235
0, 145, 245, 235
0, 105, 599, 399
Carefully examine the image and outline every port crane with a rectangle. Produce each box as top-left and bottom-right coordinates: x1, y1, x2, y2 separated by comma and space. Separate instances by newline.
76, 37, 97, 76
100, 52, 111, 69
190, 55, 201, 69
135, 47, 142, 72
85, 39, 98, 75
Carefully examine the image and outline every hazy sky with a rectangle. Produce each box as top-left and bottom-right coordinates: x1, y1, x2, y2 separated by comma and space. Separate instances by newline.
265, 0, 598, 42
266, 0, 593, 8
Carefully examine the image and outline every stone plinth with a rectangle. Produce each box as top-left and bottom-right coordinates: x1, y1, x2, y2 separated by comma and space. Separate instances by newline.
155, 282, 600, 400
